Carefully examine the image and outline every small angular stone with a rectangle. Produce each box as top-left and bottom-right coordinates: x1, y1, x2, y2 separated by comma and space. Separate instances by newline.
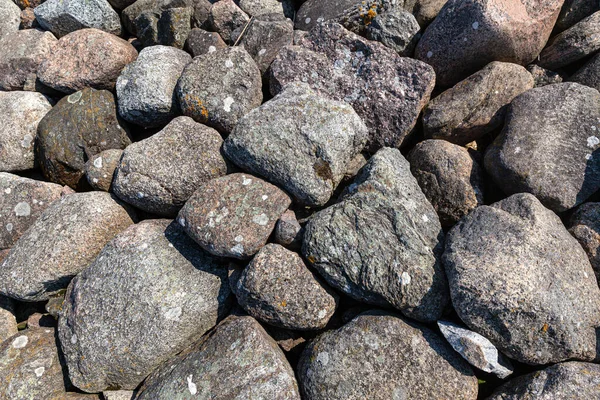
274, 209, 302, 247
85, 149, 123, 192
20, 8, 37, 29
568, 202, 600, 282
527, 64, 563, 87
366, 7, 421, 56
0, 295, 17, 342
184, 28, 226, 57
240, 13, 293, 74
405, 0, 448, 26
0, 0, 20, 38
208, 0, 249, 44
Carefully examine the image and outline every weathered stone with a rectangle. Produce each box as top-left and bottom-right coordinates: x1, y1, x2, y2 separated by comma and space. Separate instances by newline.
570, 52, 600, 91
85, 149, 123, 192
20, 8, 37, 29
423, 62, 534, 145
303, 148, 449, 322
114, 116, 227, 216
484, 82, 600, 212
240, 13, 293, 74
37, 28, 138, 94
270, 23, 435, 151
122, 0, 192, 35
0, 295, 17, 343
405, 0, 449, 26
0, 91, 52, 172
298, 311, 478, 400
176, 46, 262, 134
134, 6, 192, 49
178, 173, 291, 259
366, 7, 421, 57
294, 0, 386, 32
184, 28, 226, 57
555, 0, 600, 32
191, 0, 210, 28
116, 45, 191, 128
238, 0, 293, 17
527, 64, 563, 87
102, 391, 135, 400
136, 315, 300, 399
444, 193, 600, 365
568, 202, 600, 282
0, 192, 136, 302
224, 83, 368, 206
0, 0, 20, 38
209, 0, 249, 44
415, 0, 564, 87
49, 392, 100, 399
274, 209, 302, 247
37, 88, 131, 190
58, 219, 231, 392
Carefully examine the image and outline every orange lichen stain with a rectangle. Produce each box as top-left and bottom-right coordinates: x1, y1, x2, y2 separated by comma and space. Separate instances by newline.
359, 2, 378, 26
280, 300, 287, 307
307, 255, 316, 264
541, 323, 549, 333
183, 94, 209, 120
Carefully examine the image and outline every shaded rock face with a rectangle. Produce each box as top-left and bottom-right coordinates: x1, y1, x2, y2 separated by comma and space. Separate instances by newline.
298, 311, 478, 400
415, 0, 564, 87
136, 315, 300, 400
303, 148, 449, 322
113, 116, 228, 217
37, 88, 132, 190
269, 22, 435, 151
135, 5, 192, 49
208, 0, 249, 44
0, 192, 136, 302
484, 83, 600, 213
58, 219, 231, 393
570, 52, 600, 91
443, 193, 600, 365
568, 202, 600, 282
240, 13, 294, 74
85, 149, 123, 192
555, 0, 600, 32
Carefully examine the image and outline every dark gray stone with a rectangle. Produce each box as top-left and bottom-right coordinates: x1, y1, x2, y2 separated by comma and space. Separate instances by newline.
134, 5, 192, 49
366, 7, 421, 57
122, 0, 192, 36
85, 149, 123, 192
527, 64, 563, 87
208, 0, 249, 44
184, 28, 226, 57
240, 13, 293, 74
568, 202, 600, 282
274, 209, 302, 247
570, 51, 600, 91
555, 0, 600, 32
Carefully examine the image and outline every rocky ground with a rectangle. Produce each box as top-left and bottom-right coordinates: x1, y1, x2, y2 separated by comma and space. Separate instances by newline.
1, 0, 600, 399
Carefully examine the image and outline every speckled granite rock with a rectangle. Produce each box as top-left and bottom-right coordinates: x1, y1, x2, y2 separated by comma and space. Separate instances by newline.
208, 0, 249, 44
568, 202, 600, 282
0, 0, 20, 38
0, 295, 17, 343
184, 28, 226, 57
274, 209, 302, 247
134, 5, 192, 49
366, 7, 421, 56
527, 64, 563, 87
240, 13, 293, 74
237, 0, 293, 17
121, 0, 193, 36
85, 149, 123, 192
102, 391, 135, 400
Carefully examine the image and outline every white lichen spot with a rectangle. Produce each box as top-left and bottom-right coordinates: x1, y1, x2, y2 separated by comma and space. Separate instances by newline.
472, 21, 479, 30
316, 352, 329, 366
71, 334, 77, 344
178, 217, 186, 227
5, 223, 12, 232
21, 134, 33, 148
93, 157, 103, 169
426, 51, 433, 58
592, 126, 597, 131
588, 136, 600, 148
12, 335, 28, 349
318, 309, 328, 319
137, 192, 145, 198
421, 214, 429, 222
92, 178, 99, 183
14, 202, 31, 217
164, 307, 182, 321
234, 235, 244, 242
317, 17, 324, 23
400, 271, 411, 285
208, 45, 216, 53
305, 17, 311, 24
514, 146, 521, 154
187, 375, 197, 395
586, 154, 593, 160
34, 367, 45, 377
242, 176, 252, 186
4, 188, 11, 194
231, 243, 244, 255
223, 97, 235, 112
261, 195, 268, 201
225, 59, 234, 68
139, 243, 149, 250
252, 213, 269, 226
67, 91, 83, 104
258, 48, 267, 56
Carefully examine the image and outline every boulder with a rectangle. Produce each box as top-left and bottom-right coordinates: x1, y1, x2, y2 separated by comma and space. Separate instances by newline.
121, 0, 192, 35
134, 5, 192, 49
84, 149, 123, 192
555, 0, 599, 32
568, 202, 600, 282
237, 0, 293, 18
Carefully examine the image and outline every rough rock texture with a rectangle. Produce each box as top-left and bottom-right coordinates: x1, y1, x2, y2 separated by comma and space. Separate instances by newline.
568, 202, 600, 282
85, 149, 123, 192
0, 91, 52, 172
0, 295, 17, 342
527, 64, 563, 87
136, 315, 300, 399
487, 362, 600, 399
555, 0, 599, 32
408, 139, 485, 228
298, 311, 478, 400
0, 172, 68, 250
238, 0, 292, 17
134, 5, 192, 49
121, 0, 192, 35
0, 192, 136, 302
184, 28, 226, 57
0, 0, 20, 38
208, 0, 249, 44
113, 116, 227, 216
423, 61, 534, 145
303, 148, 449, 322
274, 209, 302, 247
37, 88, 131, 190
406, 0, 449, 26
443, 193, 600, 365
569, 51, 600, 91
58, 219, 231, 392
116, 45, 191, 128
366, 7, 421, 57
230, 244, 338, 330
270, 22, 435, 151
224, 83, 368, 207
176, 46, 262, 134
37, 28, 138, 94
178, 173, 291, 259
415, 0, 564, 87
484, 82, 600, 212
240, 13, 293, 74
102, 391, 135, 400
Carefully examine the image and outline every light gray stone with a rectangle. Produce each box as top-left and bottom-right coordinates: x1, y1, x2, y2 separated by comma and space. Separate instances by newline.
366, 7, 421, 56
102, 391, 135, 400
274, 209, 302, 247
85, 149, 123, 192
0, 0, 20, 38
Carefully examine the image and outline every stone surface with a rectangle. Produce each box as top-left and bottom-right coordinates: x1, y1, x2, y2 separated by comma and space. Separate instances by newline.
0, 295, 17, 343
224, 83, 368, 207
121, 0, 192, 35
443, 193, 600, 365
134, 5, 192, 49
0, 91, 52, 172
209, 0, 249, 44
303, 148, 449, 322
230, 244, 338, 330
37, 88, 132, 190
114, 116, 227, 216
102, 391, 135, 400
274, 209, 302, 247
408, 139, 485, 228
527, 64, 563, 87
184, 28, 226, 57
136, 315, 300, 399
294, 0, 382, 32
37, 28, 138, 94
34, 0, 121, 38
270, 22, 435, 151
20, 8, 37, 29
406, 0, 449, 26
415, 0, 564, 87
568, 202, 600, 282
0, 0, 20, 38
484, 82, 600, 212
555, 0, 599, 32
298, 311, 478, 400
0, 192, 136, 302
240, 13, 293, 74
238, 0, 292, 17
176, 46, 262, 134
178, 173, 291, 259
570, 52, 600, 91
59, 219, 231, 392
366, 7, 421, 57
85, 149, 123, 192
423, 61, 534, 145
116, 45, 191, 128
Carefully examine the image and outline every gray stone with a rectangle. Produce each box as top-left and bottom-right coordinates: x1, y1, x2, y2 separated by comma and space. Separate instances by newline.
191, 0, 210, 28
556, 0, 600, 32
484, 82, 600, 212
0, 0, 20, 38
408, 139, 485, 228
237, 0, 293, 18
303, 148, 449, 322
240, 13, 293, 74
85, 149, 123, 192
487, 362, 600, 399
274, 209, 302, 247
178, 173, 291, 259
121, 0, 192, 35
136, 315, 300, 399
0, 295, 17, 343
0, 91, 52, 172
116, 45, 191, 128
176, 46, 262, 134
50, 393, 100, 399
298, 311, 478, 400
0, 192, 136, 302
270, 22, 435, 151
423, 61, 534, 145
33, 0, 121, 38
527, 64, 563, 87
570, 51, 600, 91
209, 0, 249, 44
184, 28, 226, 57
443, 193, 600, 365
294, 0, 387, 32
437, 320, 514, 379
134, 5, 192, 49
102, 391, 135, 400
224, 83, 368, 207
568, 202, 600, 282
366, 7, 421, 57
113, 116, 227, 217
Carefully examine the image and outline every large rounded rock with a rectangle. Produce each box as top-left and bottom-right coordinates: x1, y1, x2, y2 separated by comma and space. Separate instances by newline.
113, 116, 228, 216
37, 28, 138, 93
37, 88, 132, 190
58, 219, 231, 392
136, 315, 300, 399
568, 202, 600, 282
443, 193, 600, 365
0, 192, 136, 302
298, 311, 478, 400
484, 82, 600, 212
116, 45, 191, 128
